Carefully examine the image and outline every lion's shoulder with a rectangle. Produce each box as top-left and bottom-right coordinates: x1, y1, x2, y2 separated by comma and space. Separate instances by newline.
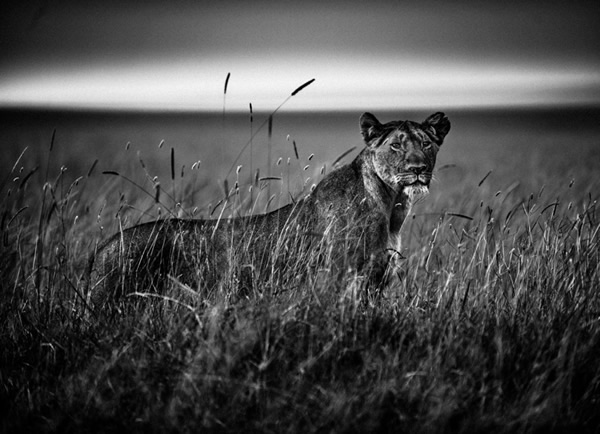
312, 158, 364, 204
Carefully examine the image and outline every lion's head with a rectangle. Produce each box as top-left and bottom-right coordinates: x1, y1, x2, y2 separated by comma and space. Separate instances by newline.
359, 112, 450, 197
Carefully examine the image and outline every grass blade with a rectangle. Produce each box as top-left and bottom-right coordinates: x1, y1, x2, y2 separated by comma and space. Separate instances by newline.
291, 78, 315, 96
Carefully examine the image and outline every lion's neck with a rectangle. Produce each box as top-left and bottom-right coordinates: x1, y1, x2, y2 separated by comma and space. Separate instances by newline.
355, 151, 400, 214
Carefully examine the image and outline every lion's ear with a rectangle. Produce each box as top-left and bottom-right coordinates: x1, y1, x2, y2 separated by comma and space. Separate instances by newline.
423, 112, 451, 145
360, 112, 383, 145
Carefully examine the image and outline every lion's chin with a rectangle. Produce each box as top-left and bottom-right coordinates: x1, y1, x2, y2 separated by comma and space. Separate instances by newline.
404, 184, 429, 202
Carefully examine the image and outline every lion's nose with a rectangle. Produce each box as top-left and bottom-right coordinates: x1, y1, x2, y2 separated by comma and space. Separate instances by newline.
407, 163, 427, 175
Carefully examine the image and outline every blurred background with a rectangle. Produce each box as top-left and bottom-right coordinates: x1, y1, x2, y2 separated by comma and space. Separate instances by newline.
2, 0, 600, 110
1, 0, 599, 214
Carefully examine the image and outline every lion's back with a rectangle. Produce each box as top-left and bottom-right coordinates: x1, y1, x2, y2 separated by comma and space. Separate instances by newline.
86, 201, 318, 309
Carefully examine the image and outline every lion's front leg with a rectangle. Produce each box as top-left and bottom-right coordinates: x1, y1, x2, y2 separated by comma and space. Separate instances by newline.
382, 195, 411, 284
365, 251, 388, 287
364, 206, 411, 292
359, 217, 394, 290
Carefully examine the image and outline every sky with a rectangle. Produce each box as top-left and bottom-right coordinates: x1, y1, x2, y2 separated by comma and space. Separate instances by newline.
1, 0, 599, 112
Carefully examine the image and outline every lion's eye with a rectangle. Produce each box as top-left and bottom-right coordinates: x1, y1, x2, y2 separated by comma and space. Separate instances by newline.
390, 142, 404, 151
422, 141, 432, 150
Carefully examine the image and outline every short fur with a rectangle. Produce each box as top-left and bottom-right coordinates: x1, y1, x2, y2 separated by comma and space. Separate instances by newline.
87, 112, 450, 308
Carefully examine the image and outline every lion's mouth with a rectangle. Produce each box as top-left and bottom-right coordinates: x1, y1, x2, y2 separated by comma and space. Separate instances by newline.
393, 173, 432, 190
403, 175, 430, 187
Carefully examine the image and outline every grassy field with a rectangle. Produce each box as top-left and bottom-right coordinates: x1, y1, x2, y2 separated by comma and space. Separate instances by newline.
1, 108, 599, 433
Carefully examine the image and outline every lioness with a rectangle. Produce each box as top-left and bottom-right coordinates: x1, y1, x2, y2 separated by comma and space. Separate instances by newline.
87, 112, 450, 308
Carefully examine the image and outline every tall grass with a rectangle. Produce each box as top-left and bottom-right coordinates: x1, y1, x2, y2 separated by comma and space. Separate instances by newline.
1, 116, 599, 433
